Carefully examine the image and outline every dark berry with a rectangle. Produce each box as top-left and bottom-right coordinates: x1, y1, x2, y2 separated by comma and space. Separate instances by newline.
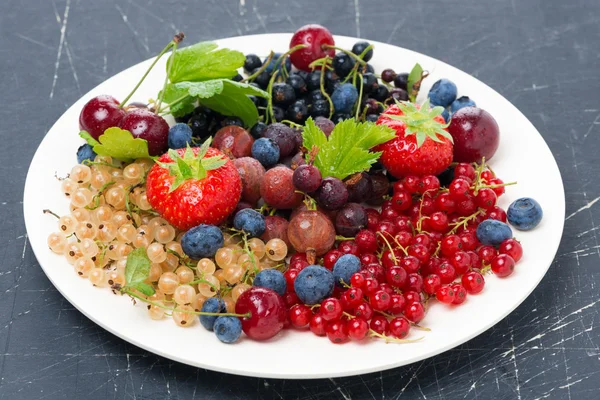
310, 100, 330, 118
394, 73, 409, 90
351, 41, 373, 62
332, 53, 355, 78
244, 54, 262, 73
250, 122, 267, 139
272, 83, 296, 107
286, 74, 307, 97
286, 101, 309, 123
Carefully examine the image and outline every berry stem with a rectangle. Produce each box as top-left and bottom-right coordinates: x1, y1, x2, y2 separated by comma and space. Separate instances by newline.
321, 45, 367, 65
319, 57, 334, 119
355, 73, 364, 120
281, 120, 304, 129
123, 289, 250, 318
265, 70, 279, 124
43, 209, 60, 219
155, 39, 180, 112
242, 51, 274, 83
376, 231, 399, 263
368, 330, 424, 344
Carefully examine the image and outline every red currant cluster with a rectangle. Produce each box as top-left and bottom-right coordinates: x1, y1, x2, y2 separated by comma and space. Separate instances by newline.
280, 162, 523, 344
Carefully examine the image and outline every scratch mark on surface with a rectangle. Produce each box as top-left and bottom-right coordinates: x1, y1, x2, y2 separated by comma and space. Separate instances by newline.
329, 378, 351, 400
49, 0, 71, 99
521, 83, 550, 91
14, 33, 53, 50
354, 0, 361, 37
583, 113, 600, 140
565, 196, 600, 220
115, 4, 150, 53
577, 226, 600, 237
252, 5, 267, 32
510, 334, 522, 400
21, 234, 28, 260
65, 43, 81, 93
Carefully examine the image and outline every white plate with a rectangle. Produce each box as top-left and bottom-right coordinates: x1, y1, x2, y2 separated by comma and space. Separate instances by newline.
23, 34, 565, 379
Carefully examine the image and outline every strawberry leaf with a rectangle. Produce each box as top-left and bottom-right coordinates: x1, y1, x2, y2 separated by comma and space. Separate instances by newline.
386, 100, 453, 148
81, 128, 152, 162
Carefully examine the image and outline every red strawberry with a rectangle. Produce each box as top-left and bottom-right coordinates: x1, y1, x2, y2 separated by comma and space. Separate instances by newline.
375, 100, 453, 178
146, 140, 242, 230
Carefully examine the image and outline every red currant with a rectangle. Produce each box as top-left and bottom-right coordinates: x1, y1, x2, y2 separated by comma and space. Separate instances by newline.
491, 254, 515, 277
461, 271, 485, 294
451, 283, 467, 305
406, 273, 424, 292
489, 178, 505, 197
395, 231, 413, 248
289, 304, 312, 328
420, 197, 436, 215
449, 178, 471, 200
365, 208, 381, 230
323, 249, 342, 270
480, 170, 494, 182
440, 235, 463, 257
355, 230, 378, 254
459, 230, 479, 251
467, 251, 481, 269
389, 317, 411, 338
408, 244, 431, 264
338, 240, 359, 256
362, 263, 385, 282
376, 221, 398, 241
320, 298, 343, 321
369, 315, 389, 335
450, 251, 471, 275
392, 190, 412, 212
289, 258, 309, 271
477, 245, 497, 265
309, 313, 327, 336
326, 319, 348, 344
283, 292, 300, 307
419, 175, 441, 195
381, 207, 400, 221
284, 268, 300, 291
486, 206, 507, 222
360, 253, 378, 265
424, 274, 442, 295
370, 290, 392, 311
341, 287, 364, 310
403, 301, 425, 323
400, 256, 421, 273
435, 192, 456, 213
389, 294, 406, 315
363, 277, 380, 295
456, 196, 477, 216
386, 265, 408, 288
499, 239, 523, 262
354, 302, 374, 321
350, 272, 366, 288
379, 282, 394, 295
381, 249, 402, 269
403, 176, 420, 193
429, 211, 449, 232
454, 163, 476, 180
411, 233, 434, 251
393, 216, 413, 233
436, 285, 455, 304
475, 188, 497, 209
436, 262, 456, 284
347, 318, 369, 340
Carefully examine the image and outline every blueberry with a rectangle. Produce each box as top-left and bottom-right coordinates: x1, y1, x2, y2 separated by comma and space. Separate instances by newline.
252, 137, 280, 167
476, 219, 513, 246
351, 41, 373, 62
254, 269, 286, 296
167, 123, 193, 149
332, 254, 361, 286
199, 298, 226, 331
244, 54, 262, 73
333, 53, 356, 78
428, 79, 458, 107
233, 209, 266, 237
250, 122, 267, 139
77, 144, 96, 164
441, 109, 451, 123
264, 53, 292, 75
213, 316, 243, 344
181, 224, 224, 259
507, 197, 543, 231
450, 96, 476, 113
294, 265, 335, 305
331, 83, 358, 114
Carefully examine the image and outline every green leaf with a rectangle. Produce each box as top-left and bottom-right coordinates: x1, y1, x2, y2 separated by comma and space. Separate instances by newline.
301, 117, 328, 163
386, 100, 454, 147
124, 247, 152, 286
130, 282, 155, 296
198, 80, 264, 127
91, 127, 152, 161
168, 41, 245, 83
79, 131, 100, 146
202, 156, 227, 171
407, 63, 424, 102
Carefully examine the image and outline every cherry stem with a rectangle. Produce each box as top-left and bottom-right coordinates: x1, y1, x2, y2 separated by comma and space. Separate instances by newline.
281, 119, 304, 129
242, 51, 274, 82
120, 40, 177, 109
156, 39, 181, 111
43, 209, 60, 219
157, 93, 189, 115
124, 289, 250, 318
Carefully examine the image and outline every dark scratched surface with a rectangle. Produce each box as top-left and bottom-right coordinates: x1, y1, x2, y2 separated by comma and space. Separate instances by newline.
1, 0, 599, 398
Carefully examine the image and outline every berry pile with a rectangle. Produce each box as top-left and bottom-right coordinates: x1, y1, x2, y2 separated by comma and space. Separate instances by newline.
45, 24, 544, 346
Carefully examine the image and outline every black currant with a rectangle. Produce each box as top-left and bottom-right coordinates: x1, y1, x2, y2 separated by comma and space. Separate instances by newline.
351, 41, 373, 62
244, 54, 262, 73
333, 53, 355, 78
286, 74, 307, 97
286, 100, 309, 124
394, 72, 409, 90
272, 83, 296, 107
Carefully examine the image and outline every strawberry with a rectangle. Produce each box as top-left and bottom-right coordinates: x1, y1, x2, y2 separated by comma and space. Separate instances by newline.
146, 139, 242, 230
375, 100, 453, 178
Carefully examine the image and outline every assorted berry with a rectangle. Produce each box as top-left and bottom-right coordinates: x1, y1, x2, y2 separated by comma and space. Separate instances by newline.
45, 25, 545, 346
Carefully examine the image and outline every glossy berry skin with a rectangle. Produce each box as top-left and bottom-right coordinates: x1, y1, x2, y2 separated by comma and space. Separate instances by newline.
507, 197, 543, 231
235, 287, 287, 341
389, 317, 410, 339
451, 96, 476, 113
310, 313, 327, 336
289, 24, 335, 71
369, 315, 389, 335
386, 266, 408, 288
370, 290, 392, 311
76, 144, 96, 164
436, 285, 455, 304
79, 95, 126, 140
341, 287, 364, 310
323, 249, 343, 271
294, 265, 335, 305
350, 273, 366, 288
252, 138, 280, 167
260, 166, 303, 209
424, 274, 442, 295
289, 304, 312, 328
168, 123, 193, 149
146, 147, 241, 230
272, 83, 296, 107
376, 104, 453, 177
354, 302, 374, 321
403, 301, 425, 323
332, 254, 361, 287
321, 298, 343, 321
119, 108, 169, 156
476, 219, 513, 246
326, 320, 348, 344
355, 230, 378, 254
428, 79, 457, 107
331, 83, 359, 114
335, 203, 367, 237
451, 284, 468, 305
462, 271, 485, 294
347, 318, 369, 340
233, 157, 265, 206
393, 73, 408, 90
261, 215, 291, 248
264, 53, 292, 75
491, 254, 516, 277
316, 177, 349, 210
213, 316, 243, 344
475, 188, 498, 209
213, 125, 254, 158
293, 164, 322, 193
233, 209, 266, 238
283, 268, 300, 290
332, 53, 356, 78
499, 239, 523, 262
243, 54, 262, 73
254, 269, 287, 296
448, 107, 500, 163
199, 298, 226, 330
181, 224, 224, 259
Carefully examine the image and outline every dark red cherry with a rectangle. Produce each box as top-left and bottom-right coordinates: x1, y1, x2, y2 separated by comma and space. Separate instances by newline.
235, 287, 287, 341
79, 95, 126, 140
119, 108, 169, 156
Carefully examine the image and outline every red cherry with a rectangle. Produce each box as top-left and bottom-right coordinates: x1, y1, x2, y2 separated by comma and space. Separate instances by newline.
289, 304, 312, 328
235, 287, 287, 340
403, 301, 425, 323
491, 254, 515, 277
461, 271, 485, 294
451, 283, 468, 305
326, 319, 348, 344
355, 229, 378, 254
389, 317, 411, 339
436, 285, 455, 304
119, 108, 169, 156
309, 313, 327, 336
448, 107, 500, 163
347, 318, 369, 340
321, 297, 343, 321
369, 290, 392, 311
289, 24, 335, 71
369, 315, 389, 335
79, 95, 126, 140
354, 302, 374, 321
389, 294, 406, 315
499, 238, 523, 262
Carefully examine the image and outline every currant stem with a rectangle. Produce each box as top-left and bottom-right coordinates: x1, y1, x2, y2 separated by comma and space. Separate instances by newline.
321, 45, 367, 65
319, 58, 334, 119
120, 41, 176, 109
376, 231, 399, 263
124, 289, 250, 318
43, 209, 60, 219
242, 51, 274, 83
355, 73, 364, 120
368, 330, 424, 344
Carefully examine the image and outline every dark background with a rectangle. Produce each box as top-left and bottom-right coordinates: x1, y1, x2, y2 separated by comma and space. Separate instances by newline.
1, 0, 599, 398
